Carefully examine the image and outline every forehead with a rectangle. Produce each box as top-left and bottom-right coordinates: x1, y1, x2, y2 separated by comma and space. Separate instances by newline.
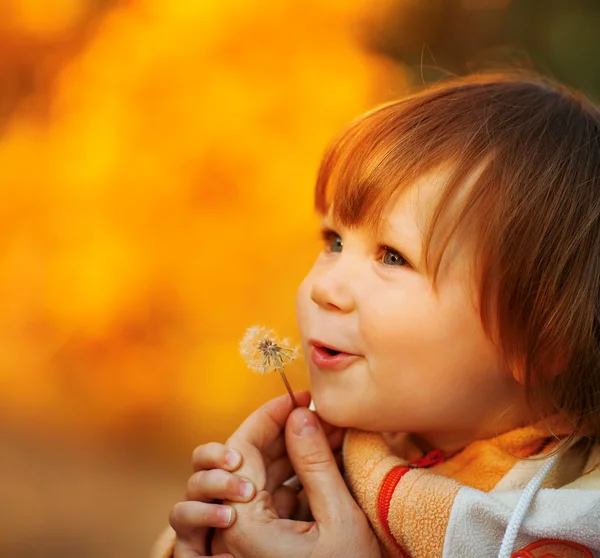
382, 168, 451, 233
381, 161, 485, 237
389, 163, 486, 284
324, 162, 486, 247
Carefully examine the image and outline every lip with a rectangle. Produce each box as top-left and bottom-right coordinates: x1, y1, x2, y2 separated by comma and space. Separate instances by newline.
309, 339, 361, 371
308, 338, 349, 353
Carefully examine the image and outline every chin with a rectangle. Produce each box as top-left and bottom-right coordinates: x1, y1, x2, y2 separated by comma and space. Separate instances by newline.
311, 391, 360, 428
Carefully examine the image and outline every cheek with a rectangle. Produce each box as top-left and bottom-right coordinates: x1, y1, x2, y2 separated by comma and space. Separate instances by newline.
359, 289, 436, 351
295, 276, 311, 332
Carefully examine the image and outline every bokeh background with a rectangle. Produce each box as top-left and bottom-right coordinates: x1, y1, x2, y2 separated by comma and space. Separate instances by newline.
1, 1, 599, 556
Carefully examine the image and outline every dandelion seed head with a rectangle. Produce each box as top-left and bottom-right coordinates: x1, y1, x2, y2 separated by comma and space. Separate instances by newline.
239, 325, 299, 374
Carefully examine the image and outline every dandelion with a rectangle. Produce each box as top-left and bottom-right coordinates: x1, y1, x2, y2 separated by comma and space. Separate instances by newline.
240, 325, 299, 407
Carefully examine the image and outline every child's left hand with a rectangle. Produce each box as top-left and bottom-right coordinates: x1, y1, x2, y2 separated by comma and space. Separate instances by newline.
211, 400, 382, 558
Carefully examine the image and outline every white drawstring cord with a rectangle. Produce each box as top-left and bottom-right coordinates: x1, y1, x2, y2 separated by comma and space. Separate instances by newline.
497, 453, 560, 558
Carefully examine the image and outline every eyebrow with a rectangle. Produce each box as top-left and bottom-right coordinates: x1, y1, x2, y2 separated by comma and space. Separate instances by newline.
319, 215, 336, 229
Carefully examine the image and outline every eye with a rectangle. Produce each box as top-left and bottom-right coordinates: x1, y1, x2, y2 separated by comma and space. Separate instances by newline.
381, 246, 408, 267
321, 229, 343, 253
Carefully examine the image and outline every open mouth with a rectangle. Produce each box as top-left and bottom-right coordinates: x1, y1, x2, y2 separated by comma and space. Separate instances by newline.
309, 340, 360, 370
310, 340, 349, 356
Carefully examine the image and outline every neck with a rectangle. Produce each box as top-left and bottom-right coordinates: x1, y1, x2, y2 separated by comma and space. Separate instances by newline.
409, 408, 531, 458
411, 431, 479, 458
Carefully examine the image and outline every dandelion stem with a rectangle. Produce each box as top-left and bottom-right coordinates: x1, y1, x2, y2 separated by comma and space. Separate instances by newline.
278, 368, 298, 408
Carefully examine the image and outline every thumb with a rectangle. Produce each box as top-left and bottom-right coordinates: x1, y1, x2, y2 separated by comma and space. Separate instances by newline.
285, 407, 354, 524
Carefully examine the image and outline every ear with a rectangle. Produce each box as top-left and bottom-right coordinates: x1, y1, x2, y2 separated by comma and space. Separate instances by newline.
511, 361, 526, 385
511, 350, 566, 385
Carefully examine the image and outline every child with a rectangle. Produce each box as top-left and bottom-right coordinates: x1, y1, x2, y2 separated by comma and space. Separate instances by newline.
153, 72, 600, 557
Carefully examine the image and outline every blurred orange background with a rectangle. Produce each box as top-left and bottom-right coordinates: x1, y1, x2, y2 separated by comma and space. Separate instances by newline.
3, 0, 600, 556
0, 1, 404, 556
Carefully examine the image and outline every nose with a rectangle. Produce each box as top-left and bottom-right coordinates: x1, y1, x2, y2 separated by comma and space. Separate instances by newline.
310, 263, 355, 313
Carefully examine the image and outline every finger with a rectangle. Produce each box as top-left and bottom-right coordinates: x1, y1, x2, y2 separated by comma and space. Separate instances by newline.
228, 391, 311, 453
262, 432, 286, 464
263, 420, 344, 465
271, 485, 299, 519
169, 501, 235, 535
285, 407, 356, 524
264, 430, 345, 492
186, 470, 255, 503
192, 442, 242, 473
294, 489, 313, 522
174, 537, 235, 558
269, 449, 342, 499
265, 455, 295, 493
174, 537, 206, 558
225, 392, 311, 489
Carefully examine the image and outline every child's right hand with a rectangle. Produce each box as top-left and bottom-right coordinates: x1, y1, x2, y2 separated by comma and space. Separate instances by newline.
168, 441, 255, 557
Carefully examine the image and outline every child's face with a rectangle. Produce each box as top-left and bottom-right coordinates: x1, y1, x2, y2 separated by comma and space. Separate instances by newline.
296, 172, 528, 451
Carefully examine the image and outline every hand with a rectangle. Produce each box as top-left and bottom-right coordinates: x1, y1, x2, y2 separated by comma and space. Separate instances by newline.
212, 406, 381, 558
169, 440, 251, 558
169, 392, 338, 556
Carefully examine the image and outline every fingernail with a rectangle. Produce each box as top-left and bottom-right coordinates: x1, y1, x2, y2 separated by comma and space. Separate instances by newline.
277, 506, 290, 519
292, 409, 318, 437
218, 506, 233, 525
240, 480, 254, 499
225, 450, 241, 469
